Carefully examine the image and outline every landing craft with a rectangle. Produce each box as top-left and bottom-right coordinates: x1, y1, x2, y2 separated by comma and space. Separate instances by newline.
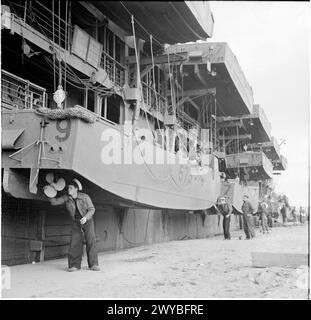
1, 1, 286, 265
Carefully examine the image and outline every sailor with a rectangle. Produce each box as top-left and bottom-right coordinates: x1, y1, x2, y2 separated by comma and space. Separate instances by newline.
241, 195, 256, 239
258, 197, 270, 234
267, 196, 274, 228
215, 196, 232, 240
299, 206, 306, 224
280, 203, 287, 224
48, 179, 100, 272
291, 206, 298, 225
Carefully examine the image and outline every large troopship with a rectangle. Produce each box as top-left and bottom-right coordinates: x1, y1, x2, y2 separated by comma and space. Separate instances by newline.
1, 1, 286, 265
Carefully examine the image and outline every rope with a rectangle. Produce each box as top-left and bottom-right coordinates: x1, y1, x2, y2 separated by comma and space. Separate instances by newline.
58, 0, 62, 87
236, 124, 240, 180
214, 95, 217, 150
52, 0, 56, 92
167, 51, 176, 116
120, 1, 163, 47
64, 0, 68, 108
130, 15, 172, 182
150, 34, 165, 142
130, 15, 151, 131
23, 1, 28, 23
119, 210, 151, 246
35, 106, 99, 123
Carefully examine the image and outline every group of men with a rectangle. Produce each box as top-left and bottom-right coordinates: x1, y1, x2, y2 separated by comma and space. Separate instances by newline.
47, 177, 307, 271
215, 194, 275, 240
281, 203, 307, 225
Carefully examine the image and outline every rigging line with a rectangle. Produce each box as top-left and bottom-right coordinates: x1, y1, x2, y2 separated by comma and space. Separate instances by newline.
181, 63, 184, 129
52, 0, 56, 92
64, 0, 68, 108
58, 0, 62, 87
131, 15, 172, 182
23, 0, 28, 23
119, 210, 151, 246
131, 15, 153, 135
215, 96, 227, 116
47, 53, 114, 93
236, 124, 240, 180
45, 58, 113, 93
214, 95, 217, 151
133, 134, 171, 182
119, 1, 185, 62
167, 51, 175, 116
27, 4, 66, 88
150, 34, 164, 142
120, 1, 164, 47
29, 4, 68, 34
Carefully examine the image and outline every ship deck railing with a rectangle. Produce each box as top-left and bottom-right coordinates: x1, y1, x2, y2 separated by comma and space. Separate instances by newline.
8, 1, 71, 51
7, 1, 127, 90
100, 51, 126, 88
141, 81, 167, 115
1, 70, 47, 111
225, 151, 274, 177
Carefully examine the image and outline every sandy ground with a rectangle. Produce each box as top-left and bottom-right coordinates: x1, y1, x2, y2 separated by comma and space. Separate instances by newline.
1, 223, 309, 299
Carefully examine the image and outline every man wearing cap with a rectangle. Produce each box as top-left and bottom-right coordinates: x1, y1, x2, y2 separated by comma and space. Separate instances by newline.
49, 179, 100, 272
280, 203, 287, 224
215, 196, 233, 240
258, 197, 270, 234
241, 195, 256, 239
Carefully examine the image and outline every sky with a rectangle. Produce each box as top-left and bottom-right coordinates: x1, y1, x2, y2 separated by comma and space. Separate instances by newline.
208, 1, 310, 207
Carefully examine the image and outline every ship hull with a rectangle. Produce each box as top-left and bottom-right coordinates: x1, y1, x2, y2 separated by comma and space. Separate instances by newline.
221, 181, 259, 212
2, 110, 221, 210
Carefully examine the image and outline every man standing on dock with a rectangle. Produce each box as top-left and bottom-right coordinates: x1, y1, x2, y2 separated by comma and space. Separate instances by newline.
241, 195, 256, 239
299, 206, 306, 224
281, 203, 287, 224
48, 179, 100, 272
215, 197, 233, 240
258, 197, 270, 234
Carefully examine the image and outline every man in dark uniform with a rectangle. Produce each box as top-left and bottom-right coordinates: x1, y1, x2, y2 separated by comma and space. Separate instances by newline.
215, 196, 233, 240
280, 203, 287, 224
49, 179, 100, 272
241, 195, 256, 239
258, 198, 270, 234
291, 206, 298, 225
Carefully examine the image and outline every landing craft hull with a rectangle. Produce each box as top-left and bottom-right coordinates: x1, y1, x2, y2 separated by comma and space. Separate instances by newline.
2, 110, 221, 210
221, 181, 259, 212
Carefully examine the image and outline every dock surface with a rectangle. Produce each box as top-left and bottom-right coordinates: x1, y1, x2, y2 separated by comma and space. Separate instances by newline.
2, 224, 309, 299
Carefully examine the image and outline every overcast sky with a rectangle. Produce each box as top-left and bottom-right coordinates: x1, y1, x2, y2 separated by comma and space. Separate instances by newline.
209, 1, 310, 207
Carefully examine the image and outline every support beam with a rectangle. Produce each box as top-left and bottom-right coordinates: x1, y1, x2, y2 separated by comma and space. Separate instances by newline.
187, 98, 201, 112
126, 52, 187, 67
78, 1, 127, 41
216, 119, 244, 130
130, 65, 154, 87
10, 18, 113, 88
194, 64, 209, 88
217, 114, 257, 123
166, 88, 216, 97
219, 134, 252, 141
175, 96, 189, 109
79, 1, 107, 22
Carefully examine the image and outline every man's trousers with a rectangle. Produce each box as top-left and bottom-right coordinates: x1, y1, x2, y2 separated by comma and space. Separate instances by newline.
242, 214, 256, 239
68, 218, 98, 269
261, 217, 269, 233
223, 215, 231, 239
